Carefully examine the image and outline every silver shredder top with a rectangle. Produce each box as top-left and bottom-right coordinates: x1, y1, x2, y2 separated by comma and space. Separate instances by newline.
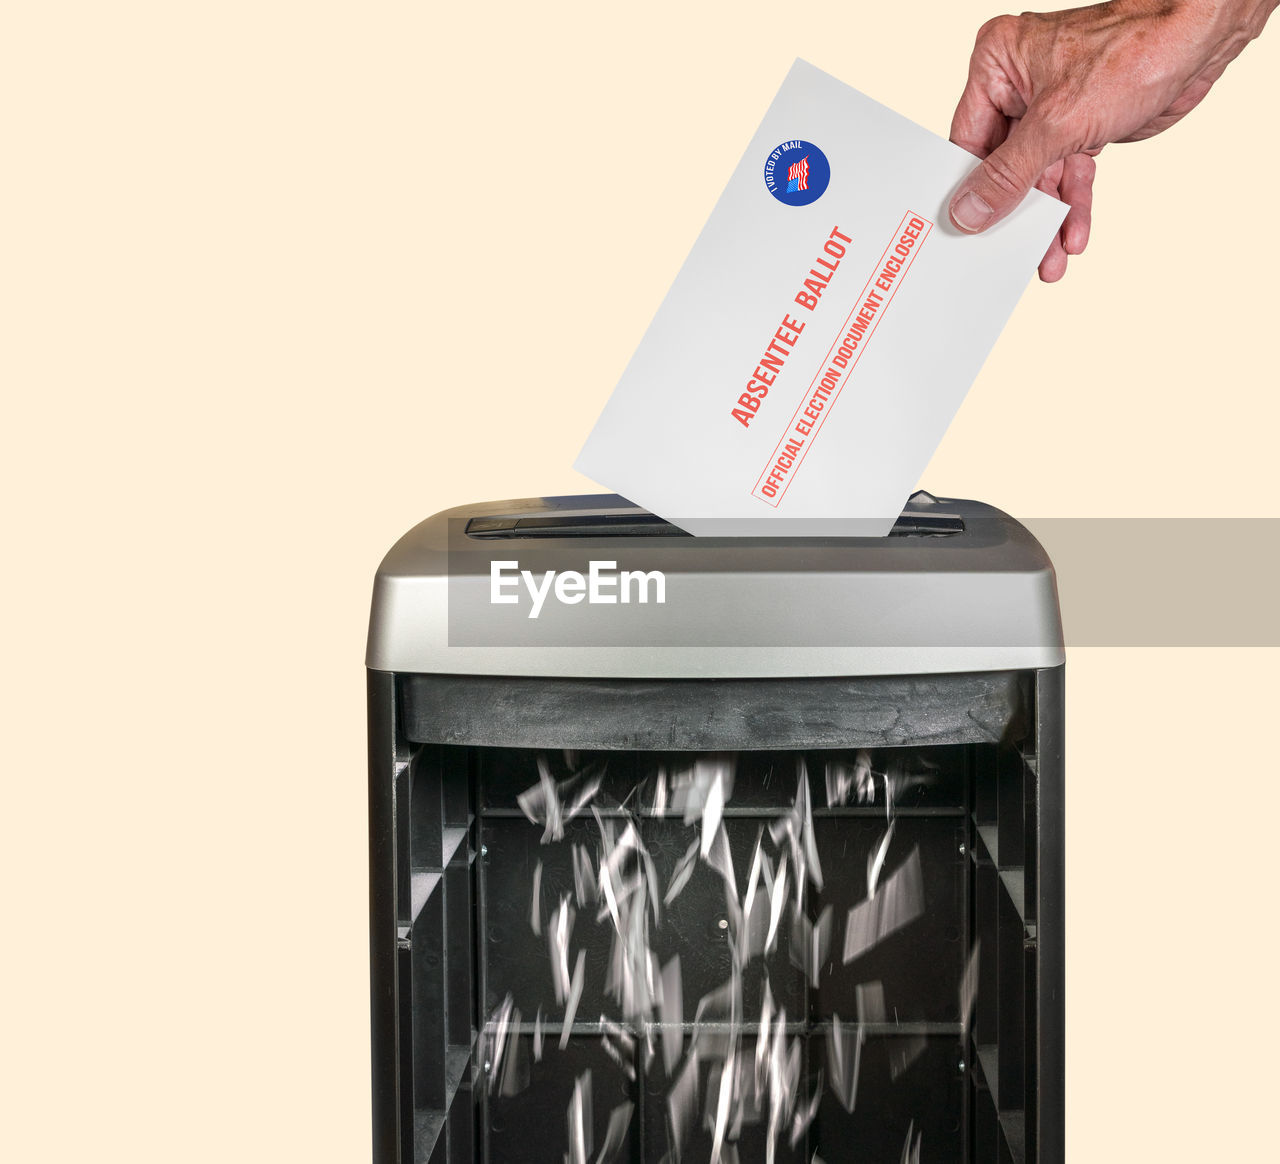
366, 492, 1064, 679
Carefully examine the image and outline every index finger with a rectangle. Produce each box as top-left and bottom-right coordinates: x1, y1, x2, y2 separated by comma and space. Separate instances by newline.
950, 78, 1009, 160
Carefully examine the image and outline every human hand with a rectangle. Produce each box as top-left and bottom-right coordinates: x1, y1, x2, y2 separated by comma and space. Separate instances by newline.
948, 0, 1277, 281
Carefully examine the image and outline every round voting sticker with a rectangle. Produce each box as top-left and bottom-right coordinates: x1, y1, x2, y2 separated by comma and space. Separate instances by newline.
763, 140, 830, 206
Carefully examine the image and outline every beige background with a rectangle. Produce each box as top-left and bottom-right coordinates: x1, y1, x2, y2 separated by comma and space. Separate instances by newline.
2, 2, 1276, 1160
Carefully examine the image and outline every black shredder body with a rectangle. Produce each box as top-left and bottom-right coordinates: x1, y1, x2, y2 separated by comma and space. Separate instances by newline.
366, 493, 1065, 1163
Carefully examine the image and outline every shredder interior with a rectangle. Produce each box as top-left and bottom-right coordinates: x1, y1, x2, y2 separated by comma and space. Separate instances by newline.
396, 732, 1043, 1163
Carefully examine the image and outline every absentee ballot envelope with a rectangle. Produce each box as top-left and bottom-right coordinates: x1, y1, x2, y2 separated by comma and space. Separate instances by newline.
574, 59, 1067, 536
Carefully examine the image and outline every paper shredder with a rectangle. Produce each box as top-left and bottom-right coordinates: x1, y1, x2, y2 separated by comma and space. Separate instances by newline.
366, 491, 1064, 1163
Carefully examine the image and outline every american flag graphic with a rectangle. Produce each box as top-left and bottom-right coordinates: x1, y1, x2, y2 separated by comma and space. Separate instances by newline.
786, 155, 810, 193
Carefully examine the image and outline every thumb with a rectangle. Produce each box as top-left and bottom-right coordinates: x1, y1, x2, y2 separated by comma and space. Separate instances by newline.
949, 112, 1070, 234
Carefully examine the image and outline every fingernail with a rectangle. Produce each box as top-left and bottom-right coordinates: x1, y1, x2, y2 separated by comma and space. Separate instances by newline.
950, 190, 994, 233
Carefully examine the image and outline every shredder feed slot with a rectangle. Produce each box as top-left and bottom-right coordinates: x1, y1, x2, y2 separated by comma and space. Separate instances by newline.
464, 512, 966, 539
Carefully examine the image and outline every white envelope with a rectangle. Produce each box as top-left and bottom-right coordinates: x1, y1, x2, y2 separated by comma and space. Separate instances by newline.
575, 59, 1067, 536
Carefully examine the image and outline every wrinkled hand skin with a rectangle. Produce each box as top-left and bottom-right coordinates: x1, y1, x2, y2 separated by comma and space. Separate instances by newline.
948, 0, 1277, 281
